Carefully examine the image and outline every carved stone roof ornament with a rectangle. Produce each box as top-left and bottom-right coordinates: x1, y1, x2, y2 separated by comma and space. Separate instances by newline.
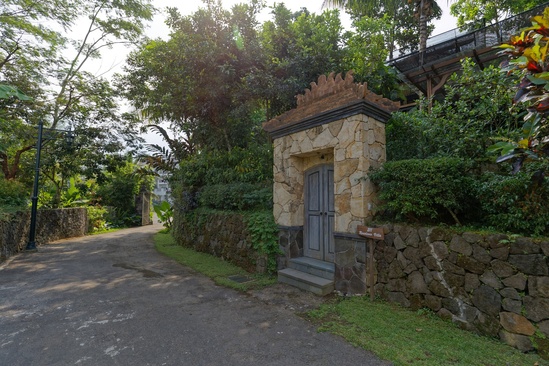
263, 71, 400, 136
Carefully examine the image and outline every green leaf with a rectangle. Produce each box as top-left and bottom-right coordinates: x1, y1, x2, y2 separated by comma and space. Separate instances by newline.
527, 74, 549, 85
0, 84, 33, 100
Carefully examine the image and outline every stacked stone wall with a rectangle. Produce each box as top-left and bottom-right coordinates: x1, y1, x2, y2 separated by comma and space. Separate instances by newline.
0, 208, 88, 263
173, 210, 274, 274
272, 114, 386, 233
368, 224, 549, 356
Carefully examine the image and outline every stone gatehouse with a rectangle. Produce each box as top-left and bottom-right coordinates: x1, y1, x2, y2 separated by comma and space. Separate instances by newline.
263, 71, 399, 294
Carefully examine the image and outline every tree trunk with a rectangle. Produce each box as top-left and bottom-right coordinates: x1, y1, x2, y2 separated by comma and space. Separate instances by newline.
0, 145, 33, 180
418, 0, 428, 65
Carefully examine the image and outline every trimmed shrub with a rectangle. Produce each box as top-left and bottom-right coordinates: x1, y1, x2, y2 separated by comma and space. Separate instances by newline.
476, 171, 549, 236
86, 205, 108, 233
198, 183, 272, 211
369, 158, 475, 225
0, 179, 29, 207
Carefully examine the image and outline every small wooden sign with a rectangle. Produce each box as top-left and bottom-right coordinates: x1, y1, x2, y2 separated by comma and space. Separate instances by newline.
357, 225, 384, 240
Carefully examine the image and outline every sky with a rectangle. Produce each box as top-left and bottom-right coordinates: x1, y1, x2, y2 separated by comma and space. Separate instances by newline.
148, 0, 457, 39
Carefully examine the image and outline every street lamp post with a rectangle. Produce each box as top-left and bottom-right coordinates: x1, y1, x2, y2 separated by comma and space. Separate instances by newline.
26, 120, 74, 251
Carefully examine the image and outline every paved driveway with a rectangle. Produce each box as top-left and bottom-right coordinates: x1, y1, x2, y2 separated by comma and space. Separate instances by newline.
0, 223, 391, 366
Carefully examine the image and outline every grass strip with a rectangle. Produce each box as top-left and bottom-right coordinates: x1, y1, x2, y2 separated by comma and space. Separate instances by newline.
307, 296, 547, 366
154, 231, 276, 291
154, 230, 546, 365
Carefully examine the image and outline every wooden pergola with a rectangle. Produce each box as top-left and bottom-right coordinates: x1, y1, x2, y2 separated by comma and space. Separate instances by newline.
387, 3, 548, 104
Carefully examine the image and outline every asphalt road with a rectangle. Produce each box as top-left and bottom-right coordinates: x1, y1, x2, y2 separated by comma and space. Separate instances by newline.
0, 222, 391, 366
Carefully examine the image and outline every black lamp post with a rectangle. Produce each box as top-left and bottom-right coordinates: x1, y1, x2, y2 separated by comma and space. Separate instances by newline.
26, 120, 74, 251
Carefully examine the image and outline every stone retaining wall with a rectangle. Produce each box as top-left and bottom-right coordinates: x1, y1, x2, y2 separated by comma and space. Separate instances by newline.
360, 224, 549, 356
172, 211, 270, 274
0, 208, 88, 263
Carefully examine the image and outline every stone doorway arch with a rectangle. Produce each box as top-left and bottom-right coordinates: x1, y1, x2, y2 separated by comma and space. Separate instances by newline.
263, 71, 399, 294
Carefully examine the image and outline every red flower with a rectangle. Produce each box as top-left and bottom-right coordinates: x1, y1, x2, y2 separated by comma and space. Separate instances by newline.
527, 61, 543, 72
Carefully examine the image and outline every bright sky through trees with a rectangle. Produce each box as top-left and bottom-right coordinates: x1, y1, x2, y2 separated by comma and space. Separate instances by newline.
128, 0, 455, 146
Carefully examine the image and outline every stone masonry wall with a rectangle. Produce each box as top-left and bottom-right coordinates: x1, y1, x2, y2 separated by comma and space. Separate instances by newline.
0, 208, 88, 263
173, 210, 272, 274
272, 114, 386, 233
370, 224, 549, 356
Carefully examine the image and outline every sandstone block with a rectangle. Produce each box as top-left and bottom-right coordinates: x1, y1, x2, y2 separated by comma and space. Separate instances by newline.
429, 280, 451, 298
427, 227, 451, 242
386, 291, 410, 308
450, 235, 473, 256
472, 244, 492, 264
407, 271, 430, 294
475, 312, 500, 337
456, 255, 486, 274
472, 285, 501, 317
524, 296, 549, 322
486, 233, 509, 249
406, 229, 420, 248
539, 320, 549, 337
442, 260, 465, 275
489, 246, 509, 260
464, 273, 480, 292
501, 273, 527, 290
499, 312, 535, 336
500, 287, 521, 300
499, 330, 534, 352
528, 276, 549, 298
425, 295, 442, 311
437, 308, 453, 321
508, 254, 548, 276
431, 241, 449, 260
541, 241, 549, 256
462, 232, 482, 244
502, 298, 522, 314
490, 259, 516, 278
479, 270, 503, 289
509, 237, 540, 254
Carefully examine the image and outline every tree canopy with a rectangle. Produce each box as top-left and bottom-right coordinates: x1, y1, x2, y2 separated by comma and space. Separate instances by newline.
0, 0, 154, 188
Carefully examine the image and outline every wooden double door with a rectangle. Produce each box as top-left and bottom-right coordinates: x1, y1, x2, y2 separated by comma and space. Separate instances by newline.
304, 164, 335, 262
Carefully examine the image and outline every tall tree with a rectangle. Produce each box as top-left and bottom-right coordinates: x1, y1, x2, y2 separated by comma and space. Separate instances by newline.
322, 0, 441, 62
257, 4, 346, 117
450, 0, 547, 32
0, 0, 154, 181
118, 1, 267, 152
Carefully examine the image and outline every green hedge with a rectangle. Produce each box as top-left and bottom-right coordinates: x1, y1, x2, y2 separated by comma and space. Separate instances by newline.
198, 183, 272, 211
0, 179, 29, 207
475, 172, 549, 236
368, 158, 475, 225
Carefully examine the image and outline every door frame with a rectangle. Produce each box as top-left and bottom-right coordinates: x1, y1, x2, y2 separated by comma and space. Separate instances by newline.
303, 164, 335, 262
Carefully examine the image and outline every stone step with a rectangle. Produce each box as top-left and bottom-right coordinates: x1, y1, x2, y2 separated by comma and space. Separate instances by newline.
288, 257, 335, 280
278, 268, 334, 296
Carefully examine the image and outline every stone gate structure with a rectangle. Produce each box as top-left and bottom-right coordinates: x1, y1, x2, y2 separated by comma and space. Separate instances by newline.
263, 71, 399, 294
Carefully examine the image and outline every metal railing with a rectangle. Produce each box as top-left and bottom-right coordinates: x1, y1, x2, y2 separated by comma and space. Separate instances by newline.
388, 2, 549, 72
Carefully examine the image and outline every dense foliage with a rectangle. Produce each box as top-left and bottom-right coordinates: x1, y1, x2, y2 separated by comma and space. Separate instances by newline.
369, 158, 475, 225
450, 0, 547, 31
386, 59, 523, 162
491, 7, 549, 175
476, 167, 549, 235
95, 160, 154, 227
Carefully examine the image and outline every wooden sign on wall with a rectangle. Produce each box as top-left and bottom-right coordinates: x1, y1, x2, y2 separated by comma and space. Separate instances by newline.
357, 225, 384, 240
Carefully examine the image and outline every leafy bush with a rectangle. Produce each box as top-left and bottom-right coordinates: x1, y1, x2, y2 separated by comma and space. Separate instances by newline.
0, 179, 29, 207
153, 201, 173, 229
198, 183, 272, 211
386, 59, 522, 162
369, 158, 475, 225
86, 205, 108, 233
174, 144, 272, 189
475, 171, 549, 236
244, 210, 281, 274
95, 160, 154, 227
